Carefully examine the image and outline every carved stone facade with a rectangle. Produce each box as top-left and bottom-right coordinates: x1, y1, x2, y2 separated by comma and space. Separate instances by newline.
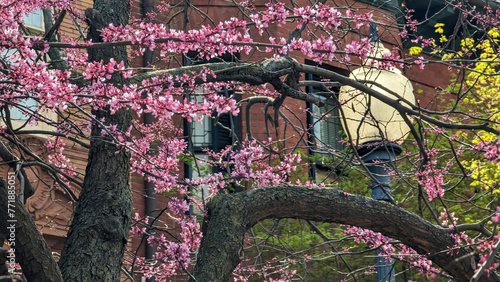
0, 136, 87, 251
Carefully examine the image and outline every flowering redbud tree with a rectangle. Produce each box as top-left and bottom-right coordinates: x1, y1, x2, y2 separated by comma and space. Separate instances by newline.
1, 0, 500, 281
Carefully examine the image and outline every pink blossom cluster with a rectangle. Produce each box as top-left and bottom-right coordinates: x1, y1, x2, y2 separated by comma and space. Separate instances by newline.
343, 225, 439, 275
253, 1, 288, 31
83, 58, 127, 81
415, 153, 447, 202
43, 137, 77, 188
230, 139, 301, 188
185, 172, 226, 206
101, 16, 253, 59
0, 0, 72, 40
396, 244, 437, 275
0, 2, 81, 114
139, 73, 239, 123
438, 210, 474, 250
345, 9, 373, 29
249, 2, 289, 35
234, 257, 298, 282
127, 122, 187, 193
458, 1, 500, 31
416, 168, 445, 202
87, 1, 387, 65
181, 138, 302, 204
344, 38, 372, 61
402, 8, 418, 35
477, 138, 500, 163
492, 206, 500, 223
293, 4, 344, 30
439, 209, 458, 229
133, 241, 191, 281
130, 198, 201, 281
288, 35, 339, 63
342, 225, 391, 248
472, 206, 500, 277
130, 212, 149, 236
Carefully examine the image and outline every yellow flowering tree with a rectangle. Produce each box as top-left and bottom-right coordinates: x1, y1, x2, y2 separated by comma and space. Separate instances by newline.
460, 28, 500, 193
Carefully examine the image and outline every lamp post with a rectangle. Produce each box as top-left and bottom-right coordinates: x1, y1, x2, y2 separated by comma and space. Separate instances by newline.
338, 25, 415, 282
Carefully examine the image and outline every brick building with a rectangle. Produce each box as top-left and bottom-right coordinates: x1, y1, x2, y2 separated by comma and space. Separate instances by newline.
2, 0, 463, 280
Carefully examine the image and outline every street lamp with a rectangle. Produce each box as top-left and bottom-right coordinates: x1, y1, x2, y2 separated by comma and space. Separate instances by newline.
338, 25, 415, 282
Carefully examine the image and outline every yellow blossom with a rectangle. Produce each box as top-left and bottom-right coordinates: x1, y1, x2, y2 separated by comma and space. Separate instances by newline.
461, 38, 474, 50
409, 46, 422, 55
434, 23, 445, 34
488, 28, 500, 38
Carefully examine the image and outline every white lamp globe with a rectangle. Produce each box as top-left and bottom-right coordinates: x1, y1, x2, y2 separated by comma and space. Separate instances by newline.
339, 44, 415, 146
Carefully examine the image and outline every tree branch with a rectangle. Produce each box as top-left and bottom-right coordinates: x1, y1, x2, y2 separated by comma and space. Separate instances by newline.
133, 56, 500, 135
190, 185, 495, 281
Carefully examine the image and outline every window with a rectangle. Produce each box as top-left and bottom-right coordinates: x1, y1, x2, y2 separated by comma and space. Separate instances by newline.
11, 9, 44, 120
184, 53, 240, 214
188, 91, 238, 171
184, 52, 240, 158
9, 99, 38, 121
306, 67, 349, 181
1, 9, 56, 134
310, 94, 344, 153
191, 94, 213, 149
23, 9, 44, 33
185, 91, 239, 213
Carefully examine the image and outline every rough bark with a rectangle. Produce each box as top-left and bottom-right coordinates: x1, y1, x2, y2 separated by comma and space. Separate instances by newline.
57, 0, 132, 281
0, 177, 62, 282
190, 186, 495, 282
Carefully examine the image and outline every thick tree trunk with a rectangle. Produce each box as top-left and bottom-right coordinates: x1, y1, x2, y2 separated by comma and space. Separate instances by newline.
58, 0, 132, 281
58, 108, 132, 281
0, 177, 62, 282
190, 186, 495, 282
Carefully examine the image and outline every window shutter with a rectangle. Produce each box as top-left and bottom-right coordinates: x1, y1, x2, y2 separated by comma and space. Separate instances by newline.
213, 113, 233, 152
323, 102, 344, 152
